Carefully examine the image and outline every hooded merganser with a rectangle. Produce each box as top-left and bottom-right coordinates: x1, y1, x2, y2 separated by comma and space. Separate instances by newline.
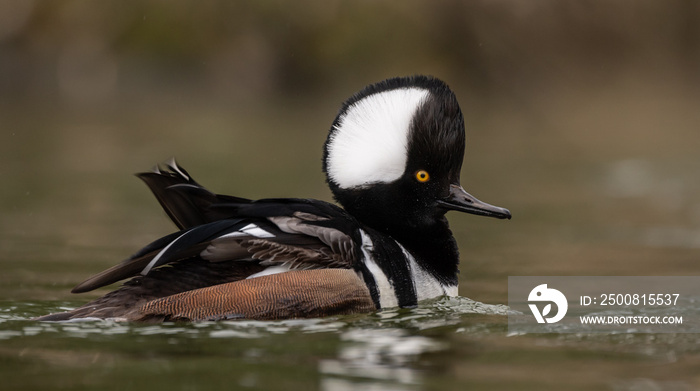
37, 75, 511, 322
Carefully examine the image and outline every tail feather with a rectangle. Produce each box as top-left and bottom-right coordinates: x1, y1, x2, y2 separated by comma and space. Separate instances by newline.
137, 159, 251, 230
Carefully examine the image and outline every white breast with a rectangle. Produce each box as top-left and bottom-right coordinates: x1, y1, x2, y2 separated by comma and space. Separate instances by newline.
401, 245, 458, 301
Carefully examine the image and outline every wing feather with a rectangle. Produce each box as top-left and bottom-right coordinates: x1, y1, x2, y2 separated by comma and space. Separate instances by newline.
71, 163, 360, 299
72, 219, 248, 293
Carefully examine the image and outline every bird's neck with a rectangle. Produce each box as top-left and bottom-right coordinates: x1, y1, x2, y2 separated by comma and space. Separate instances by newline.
365, 216, 461, 286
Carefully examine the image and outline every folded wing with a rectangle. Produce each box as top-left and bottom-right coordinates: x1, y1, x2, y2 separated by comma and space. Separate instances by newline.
62, 161, 362, 320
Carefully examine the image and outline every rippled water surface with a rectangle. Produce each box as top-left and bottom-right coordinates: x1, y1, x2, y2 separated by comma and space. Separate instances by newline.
3, 297, 700, 390
3, 298, 510, 390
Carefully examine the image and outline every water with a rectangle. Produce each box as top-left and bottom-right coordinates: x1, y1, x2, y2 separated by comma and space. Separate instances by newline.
2, 298, 504, 391
3, 298, 700, 390
3, 73, 700, 389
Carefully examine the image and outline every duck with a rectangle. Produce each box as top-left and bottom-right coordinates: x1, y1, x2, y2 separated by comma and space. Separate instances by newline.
37, 75, 511, 322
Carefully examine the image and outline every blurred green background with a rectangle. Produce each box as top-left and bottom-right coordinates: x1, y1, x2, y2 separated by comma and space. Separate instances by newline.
2, 0, 699, 301
2, 2, 700, 390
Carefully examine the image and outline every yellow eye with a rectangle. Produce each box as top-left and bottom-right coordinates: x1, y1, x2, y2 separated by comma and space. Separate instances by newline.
415, 170, 430, 183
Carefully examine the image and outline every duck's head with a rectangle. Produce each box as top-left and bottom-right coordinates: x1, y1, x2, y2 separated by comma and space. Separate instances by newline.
323, 75, 511, 233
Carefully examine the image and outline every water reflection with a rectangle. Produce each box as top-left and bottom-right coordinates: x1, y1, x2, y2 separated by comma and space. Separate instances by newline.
319, 328, 443, 390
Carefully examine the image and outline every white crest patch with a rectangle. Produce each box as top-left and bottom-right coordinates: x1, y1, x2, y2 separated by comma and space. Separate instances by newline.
326, 87, 430, 189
